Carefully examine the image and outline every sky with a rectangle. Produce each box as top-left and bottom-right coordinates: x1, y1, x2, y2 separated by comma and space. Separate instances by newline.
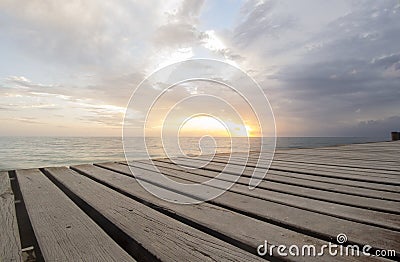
0, 0, 399, 137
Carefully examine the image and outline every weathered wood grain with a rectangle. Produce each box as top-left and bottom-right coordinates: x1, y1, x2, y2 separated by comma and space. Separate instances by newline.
154, 158, 400, 214
3, 140, 399, 261
45, 166, 263, 262
189, 156, 400, 185
211, 153, 400, 177
150, 158, 399, 192
253, 153, 400, 172
15, 169, 135, 262
269, 157, 400, 172
273, 151, 400, 163
159, 157, 400, 201
98, 162, 400, 255
0, 171, 22, 262
269, 160, 400, 178
70, 164, 365, 262
230, 155, 400, 176
130, 160, 400, 231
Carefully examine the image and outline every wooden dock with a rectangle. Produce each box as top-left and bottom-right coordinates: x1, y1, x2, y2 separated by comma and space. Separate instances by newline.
1, 141, 399, 261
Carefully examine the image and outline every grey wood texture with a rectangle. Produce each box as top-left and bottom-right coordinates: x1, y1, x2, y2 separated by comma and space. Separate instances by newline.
15, 169, 135, 262
71, 164, 367, 262
45, 166, 263, 262
0, 172, 22, 262
98, 162, 400, 255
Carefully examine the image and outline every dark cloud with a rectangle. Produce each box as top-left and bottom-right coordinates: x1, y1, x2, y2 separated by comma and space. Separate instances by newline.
263, 0, 400, 135
338, 116, 400, 137
371, 53, 400, 70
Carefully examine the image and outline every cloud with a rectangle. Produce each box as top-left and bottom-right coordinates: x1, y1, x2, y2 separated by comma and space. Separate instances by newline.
340, 116, 400, 137
0, 0, 171, 73
1, 117, 45, 125
226, 0, 400, 136
371, 53, 400, 78
1, 76, 75, 102
0, 0, 399, 136
371, 53, 400, 69
153, 0, 206, 48
233, 0, 296, 48
0, 76, 132, 130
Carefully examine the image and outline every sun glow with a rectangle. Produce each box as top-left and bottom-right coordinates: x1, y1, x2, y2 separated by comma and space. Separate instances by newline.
178, 115, 255, 137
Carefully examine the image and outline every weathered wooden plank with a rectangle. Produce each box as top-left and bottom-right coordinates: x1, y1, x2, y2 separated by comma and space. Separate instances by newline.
269, 153, 399, 173
269, 161, 400, 181
15, 169, 135, 262
269, 157, 400, 172
187, 158, 399, 192
216, 154, 400, 177
270, 160, 400, 177
205, 156, 400, 185
316, 147, 400, 152
268, 164, 399, 187
45, 166, 263, 262
0, 171, 22, 262
228, 162, 400, 201
98, 162, 400, 256
279, 149, 399, 156
218, 147, 400, 172
261, 155, 400, 172
131, 160, 400, 231
267, 169, 400, 193
168, 157, 400, 201
285, 148, 398, 153
233, 150, 400, 163
273, 151, 400, 163
318, 149, 400, 154
155, 158, 400, 214
277, 144, 400, 154
313, 141, 400, 151
70, 164, 366, 262
282, 141, 399, 151
277, 149, 400, 156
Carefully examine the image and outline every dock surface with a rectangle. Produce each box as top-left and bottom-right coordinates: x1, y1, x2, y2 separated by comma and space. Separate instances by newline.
1, 141, 399, 261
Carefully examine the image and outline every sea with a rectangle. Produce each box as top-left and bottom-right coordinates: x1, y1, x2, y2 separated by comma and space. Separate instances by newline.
0, 136, 388, 171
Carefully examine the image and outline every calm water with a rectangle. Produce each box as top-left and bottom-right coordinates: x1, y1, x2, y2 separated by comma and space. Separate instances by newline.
0, 136, 387, 171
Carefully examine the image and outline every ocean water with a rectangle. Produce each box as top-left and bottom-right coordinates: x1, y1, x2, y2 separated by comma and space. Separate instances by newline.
0, 136, 388, 171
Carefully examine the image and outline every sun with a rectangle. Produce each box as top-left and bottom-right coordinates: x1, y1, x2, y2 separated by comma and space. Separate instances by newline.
178, 115, 255, 137
245, 125, 252, 135
179, 116, 228, 137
